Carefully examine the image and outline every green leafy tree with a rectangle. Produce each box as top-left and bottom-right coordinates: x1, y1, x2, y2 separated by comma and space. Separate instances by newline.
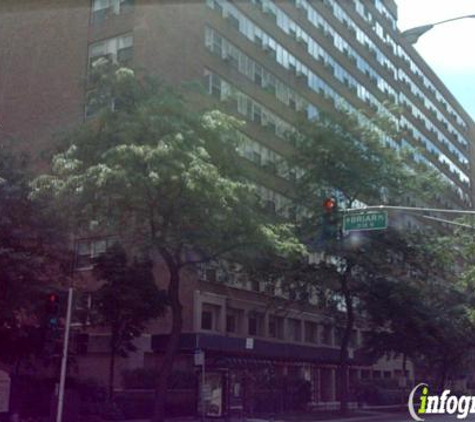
0, 145, 68, 374
286, 109, 449, 413
32, 66, 305, 422
93, 243, 168, 400
364, 267, 475, 392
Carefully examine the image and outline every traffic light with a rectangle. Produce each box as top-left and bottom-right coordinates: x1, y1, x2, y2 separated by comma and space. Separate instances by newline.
322, 197, 341, 241
46, 293, 60, 329
42, 292, 62, 356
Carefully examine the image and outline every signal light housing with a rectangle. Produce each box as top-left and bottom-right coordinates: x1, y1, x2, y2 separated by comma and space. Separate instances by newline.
321, 197, 340, 241
323, 197, 337, 213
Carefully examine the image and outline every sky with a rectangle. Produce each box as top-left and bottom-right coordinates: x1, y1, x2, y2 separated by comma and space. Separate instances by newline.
395, 0, 475, 121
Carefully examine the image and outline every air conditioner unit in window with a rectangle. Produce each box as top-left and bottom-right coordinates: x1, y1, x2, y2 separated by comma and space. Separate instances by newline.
262, 44, 272, 53
296, 71, 307, 82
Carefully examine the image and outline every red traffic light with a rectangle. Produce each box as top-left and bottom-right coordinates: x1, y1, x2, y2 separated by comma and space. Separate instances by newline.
48, 293, 59, 303
323, 197, 337, 212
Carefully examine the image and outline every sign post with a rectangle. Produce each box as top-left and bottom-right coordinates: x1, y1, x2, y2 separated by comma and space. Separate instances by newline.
343, 211, 388, 232
56, 287, 73, 422
194, 348, 205, 422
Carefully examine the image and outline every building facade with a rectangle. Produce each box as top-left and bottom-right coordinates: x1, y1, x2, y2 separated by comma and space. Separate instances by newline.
1, 0, 475, 416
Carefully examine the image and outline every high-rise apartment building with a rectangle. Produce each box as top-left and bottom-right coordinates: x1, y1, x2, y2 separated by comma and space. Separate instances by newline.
1, 0, 475, 416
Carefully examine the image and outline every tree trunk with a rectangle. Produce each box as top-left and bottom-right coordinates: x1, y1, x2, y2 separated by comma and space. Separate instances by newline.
153, 260, 183, 422
339, 271, 354, 415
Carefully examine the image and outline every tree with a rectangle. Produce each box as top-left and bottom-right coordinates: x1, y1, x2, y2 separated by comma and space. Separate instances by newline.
93, 244, 168, 399
32, 66, 305, 422
287, 109, 448, 413
364, 263, 475, 392
0, 145, 69, 374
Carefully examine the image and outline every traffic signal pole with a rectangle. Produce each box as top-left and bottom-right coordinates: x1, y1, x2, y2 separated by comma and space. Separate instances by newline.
344, 205, 475, 215
343, 204, 475, 230
56, 287, 73, 422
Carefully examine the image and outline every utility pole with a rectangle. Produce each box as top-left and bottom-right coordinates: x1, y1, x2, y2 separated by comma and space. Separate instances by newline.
56, 287, 73, 422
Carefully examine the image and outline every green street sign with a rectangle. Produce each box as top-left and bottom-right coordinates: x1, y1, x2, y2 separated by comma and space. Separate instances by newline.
343, 211, 388, 232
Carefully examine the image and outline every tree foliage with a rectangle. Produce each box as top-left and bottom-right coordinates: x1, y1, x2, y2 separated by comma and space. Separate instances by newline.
286, 108, 456, 411
0, 145, 68, 371
32, 66, 305, 422
93, 243, 167, 398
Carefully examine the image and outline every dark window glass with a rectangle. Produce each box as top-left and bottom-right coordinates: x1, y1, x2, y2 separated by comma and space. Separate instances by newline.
226, 314, 236, 333
248, 317, 257, 336
201, 310, 213, 330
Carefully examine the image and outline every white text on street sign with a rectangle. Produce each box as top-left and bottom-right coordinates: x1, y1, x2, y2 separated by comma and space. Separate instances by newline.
343, 211, 388, 232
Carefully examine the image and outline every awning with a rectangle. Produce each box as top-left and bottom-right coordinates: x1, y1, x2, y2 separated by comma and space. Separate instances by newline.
214, 357, 273, 369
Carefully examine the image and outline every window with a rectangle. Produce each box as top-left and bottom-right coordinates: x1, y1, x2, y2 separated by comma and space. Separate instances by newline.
288, 318, 302, 342
268, 315, 284, 339
304, 321, 318, 344
75, 237, 117, 269
373, 370, 381, 379
201, 303, 221, 331
361, 369, 370, 380
201, 310, 213, 330
92, 0, 134, 24
321, 325, 332, 345
248, 312, 264, 336
226, 308, 242, 334
88, 34, 134, 69
226, 314, 236, 333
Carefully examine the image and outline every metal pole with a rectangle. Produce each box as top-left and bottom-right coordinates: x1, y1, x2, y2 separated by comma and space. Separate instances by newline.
202, 355, 206, 422
422, 215, 475, 229
343, 205, 475, 215
56, 287, 73, 422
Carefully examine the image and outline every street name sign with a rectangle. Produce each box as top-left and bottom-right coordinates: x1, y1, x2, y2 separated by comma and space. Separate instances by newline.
194, 348, 205, 366
343, 211, 388, 232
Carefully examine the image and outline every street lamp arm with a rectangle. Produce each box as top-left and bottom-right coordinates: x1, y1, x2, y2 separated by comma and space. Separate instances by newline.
431, 14, 475, 27
401, 14, 475, 44
422, 215, 475, 229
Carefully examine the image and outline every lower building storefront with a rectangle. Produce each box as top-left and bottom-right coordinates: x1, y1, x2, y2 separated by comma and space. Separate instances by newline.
152, 333, 369, 417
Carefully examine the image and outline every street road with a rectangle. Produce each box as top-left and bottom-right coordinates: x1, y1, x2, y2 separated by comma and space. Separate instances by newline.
350, 414, 473, 422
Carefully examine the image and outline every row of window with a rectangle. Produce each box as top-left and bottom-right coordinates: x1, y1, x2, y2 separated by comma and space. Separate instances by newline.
237, 132, 306, 186
401, 117, 470, 187
205, 27, 311, 115
91, 0, 134, 24
207, 1, 396, 134
297, 0, 471, 174
89, 0, 470, 154
277, 0, 471, 178
200, 302, 360, 348
204, 70, 296, 141
399, 70, 469, 152
209, 0, 471, 199
351, 0, 469, 134
204, 65, 471, 207
75, 237, 117, 269
400, 115, 470, 185
398, 46, 468, 133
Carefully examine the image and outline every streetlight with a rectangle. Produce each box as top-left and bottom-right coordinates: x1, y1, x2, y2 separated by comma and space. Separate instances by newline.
401, 14, 475, 44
